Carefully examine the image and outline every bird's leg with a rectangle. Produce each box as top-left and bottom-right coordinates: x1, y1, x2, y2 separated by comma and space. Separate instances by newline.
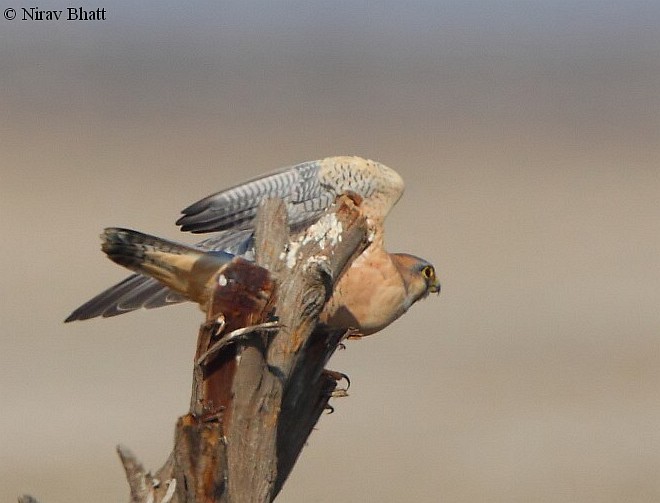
196, 321, 281, 366
344, 327, 365, 340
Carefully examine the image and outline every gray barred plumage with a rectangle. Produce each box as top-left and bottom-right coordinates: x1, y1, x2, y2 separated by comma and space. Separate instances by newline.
66, 156, 405, 322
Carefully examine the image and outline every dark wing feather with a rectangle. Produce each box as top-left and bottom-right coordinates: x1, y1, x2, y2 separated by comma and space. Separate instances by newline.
65, 274, 182, 321
176, 160, 331, 234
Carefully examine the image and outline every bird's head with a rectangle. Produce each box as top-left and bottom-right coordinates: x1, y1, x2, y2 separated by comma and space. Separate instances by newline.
391, 253, 441, 305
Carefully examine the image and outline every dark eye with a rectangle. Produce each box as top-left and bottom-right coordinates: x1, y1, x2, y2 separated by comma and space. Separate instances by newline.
421, 265, 434, 279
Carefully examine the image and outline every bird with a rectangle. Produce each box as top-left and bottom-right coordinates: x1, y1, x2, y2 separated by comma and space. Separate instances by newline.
99, 226, 439, 335
66, 156, 440, 335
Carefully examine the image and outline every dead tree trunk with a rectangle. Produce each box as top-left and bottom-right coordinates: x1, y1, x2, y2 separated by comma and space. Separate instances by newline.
117, 194, 369, 503
20, 195, 368, 503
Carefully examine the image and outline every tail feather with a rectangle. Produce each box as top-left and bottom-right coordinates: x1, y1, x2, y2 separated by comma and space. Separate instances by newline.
101, 227, 201, 269
100, 228, 232, 305
65, 228, 242, 322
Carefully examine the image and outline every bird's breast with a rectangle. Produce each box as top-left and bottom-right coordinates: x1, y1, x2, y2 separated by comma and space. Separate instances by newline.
318, 250, 407, 335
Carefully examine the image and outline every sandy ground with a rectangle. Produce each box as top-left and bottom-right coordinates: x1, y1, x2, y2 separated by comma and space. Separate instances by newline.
2, 2, 659, 501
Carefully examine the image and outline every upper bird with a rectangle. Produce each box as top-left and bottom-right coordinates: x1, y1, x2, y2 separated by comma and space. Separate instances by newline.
66, 156, 440, 335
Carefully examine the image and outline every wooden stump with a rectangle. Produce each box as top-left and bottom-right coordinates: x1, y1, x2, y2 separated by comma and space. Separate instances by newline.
121, 195, 369, 503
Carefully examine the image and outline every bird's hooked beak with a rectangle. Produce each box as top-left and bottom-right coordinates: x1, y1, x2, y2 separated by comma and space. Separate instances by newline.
428, 276, 441, 295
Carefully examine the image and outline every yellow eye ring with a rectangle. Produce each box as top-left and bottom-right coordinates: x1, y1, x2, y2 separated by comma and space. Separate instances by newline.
421, 265, 434, 279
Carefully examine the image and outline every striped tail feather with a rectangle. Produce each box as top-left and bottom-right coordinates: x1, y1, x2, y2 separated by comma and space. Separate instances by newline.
65, 228, 234, 322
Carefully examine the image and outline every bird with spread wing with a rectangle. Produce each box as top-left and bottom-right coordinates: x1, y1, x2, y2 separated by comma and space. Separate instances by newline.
66, 156, 440, 336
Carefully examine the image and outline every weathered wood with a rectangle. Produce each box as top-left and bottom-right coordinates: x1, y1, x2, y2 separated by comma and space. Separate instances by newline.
21, 195, 368, 503
18, 196, 368, 503
224, 195, 369, 502
120, 195, 369, 503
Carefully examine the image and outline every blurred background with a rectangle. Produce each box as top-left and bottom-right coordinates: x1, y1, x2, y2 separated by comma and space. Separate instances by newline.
2, 1, 659, 501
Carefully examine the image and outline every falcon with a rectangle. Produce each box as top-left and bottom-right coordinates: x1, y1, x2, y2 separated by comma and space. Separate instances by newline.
66, 156, 440, 335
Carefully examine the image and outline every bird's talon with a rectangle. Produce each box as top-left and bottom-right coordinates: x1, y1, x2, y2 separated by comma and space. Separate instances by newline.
323, 369, 351, 392
331, 389, 349, 398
